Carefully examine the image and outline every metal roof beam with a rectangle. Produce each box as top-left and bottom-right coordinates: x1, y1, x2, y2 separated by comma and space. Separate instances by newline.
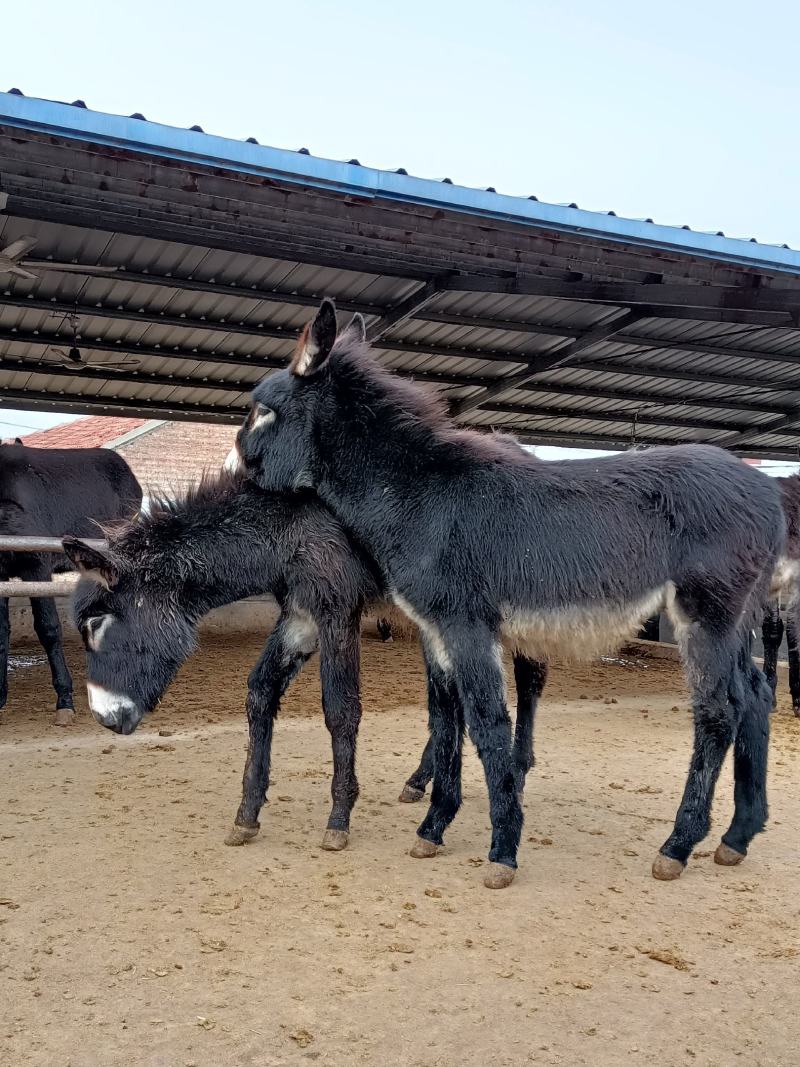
0, 357, 257, 396
367, 278, 448, 342
715, 411, 800, 448
0, 327, 281, 374
9, 274, 800, 362
0, 292, 315, 344
501, 427, 799, 460
0, 345, 487, 395
451, 311, 645, 418
11, 262, 374, 317
488, 381, 792, 417
447, 276, 800, 317
6, 291, 800, 376
0, 385, 246, 423
481, 400, 746, 435
568, 359, 800, 394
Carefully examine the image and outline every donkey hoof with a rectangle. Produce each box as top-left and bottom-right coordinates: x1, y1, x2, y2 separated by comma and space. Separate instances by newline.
322, 829, 349, 851
484, 863, 516, 890
398, 784, 425, 803
53, 707, 76, 727
714, 843, 746, 867
410, 836, 440, 859
652, 853, 686, 881
224, 824, 259, 847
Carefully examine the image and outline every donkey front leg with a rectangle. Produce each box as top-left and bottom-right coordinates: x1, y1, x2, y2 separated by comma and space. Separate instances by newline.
30, 596, 75, 726
318, 618, 362, 852
225, 616, 314, 846
0, 597, 9, 711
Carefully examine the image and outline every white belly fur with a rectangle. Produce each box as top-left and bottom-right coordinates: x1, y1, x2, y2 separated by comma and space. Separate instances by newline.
771, 555, 800, 602
500, 586, 670, 662
393, 585, 673, 667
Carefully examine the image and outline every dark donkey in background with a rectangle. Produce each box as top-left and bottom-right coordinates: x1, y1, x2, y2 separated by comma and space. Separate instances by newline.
233, 298, 783, 890
64, 473, 546, 850
0, 441, 141, 725
761, 474, 800, 713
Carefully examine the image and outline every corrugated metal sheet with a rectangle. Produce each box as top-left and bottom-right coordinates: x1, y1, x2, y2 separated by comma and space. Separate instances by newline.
2, 93, 800, 456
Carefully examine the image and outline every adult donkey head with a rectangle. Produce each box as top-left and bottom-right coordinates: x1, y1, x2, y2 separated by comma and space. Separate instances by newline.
232, 297, 457, 500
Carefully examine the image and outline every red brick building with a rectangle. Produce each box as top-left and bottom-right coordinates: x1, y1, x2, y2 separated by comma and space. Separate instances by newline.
23, 417, 238, 496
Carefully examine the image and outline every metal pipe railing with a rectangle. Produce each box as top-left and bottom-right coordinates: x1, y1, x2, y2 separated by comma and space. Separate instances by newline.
0, 536, 108, 553
0, 535, 109, 597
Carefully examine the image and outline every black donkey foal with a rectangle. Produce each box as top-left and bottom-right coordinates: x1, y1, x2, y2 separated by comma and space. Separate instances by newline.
64, 474, 546, 850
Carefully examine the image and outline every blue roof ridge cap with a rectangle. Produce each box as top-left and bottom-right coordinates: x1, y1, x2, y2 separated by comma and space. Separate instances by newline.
2, 91, 800, 277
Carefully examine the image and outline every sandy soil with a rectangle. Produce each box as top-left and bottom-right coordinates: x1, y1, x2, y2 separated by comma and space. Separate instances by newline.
2, 633, 800, 1066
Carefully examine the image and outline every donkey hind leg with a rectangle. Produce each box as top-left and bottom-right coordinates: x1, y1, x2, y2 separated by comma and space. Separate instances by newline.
445, 628, 523, 889
318, 618, 362, 852
512, 656, 548, 801
0, 597, 8, 711
400, 731, 434, 803
716, 648, 771, 865
30, 596, 75, 726
400, 649, 455, 803
761, 602, 783, 710
412, 649, 464, 857
226, 616, 315, 846
786, 605, 800, 715
401, 653, 547, 805
655, 625, 742, 880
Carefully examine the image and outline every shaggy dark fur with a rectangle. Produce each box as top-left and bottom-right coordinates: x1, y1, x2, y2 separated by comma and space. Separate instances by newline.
0, 442, 141, 721
64, 473, 546, 849
762, 474, 800, 712
235, 298, 784, 888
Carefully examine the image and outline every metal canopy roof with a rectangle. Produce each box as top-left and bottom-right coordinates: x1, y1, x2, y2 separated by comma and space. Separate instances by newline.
3, 89, 800, 458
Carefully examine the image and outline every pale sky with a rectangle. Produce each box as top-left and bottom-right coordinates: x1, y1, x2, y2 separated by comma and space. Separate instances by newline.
2, 0, 798, 451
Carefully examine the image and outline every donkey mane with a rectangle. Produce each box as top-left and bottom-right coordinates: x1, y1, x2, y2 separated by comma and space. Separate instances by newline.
331, 337, 533, 465
100, 469, 250, 558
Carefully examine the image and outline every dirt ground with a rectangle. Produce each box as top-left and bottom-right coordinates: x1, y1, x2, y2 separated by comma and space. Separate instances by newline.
2, 633, 800, 1067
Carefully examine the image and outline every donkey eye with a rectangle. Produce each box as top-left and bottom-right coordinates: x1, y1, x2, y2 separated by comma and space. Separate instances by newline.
83, 614, 112, 651
251, 404, 276, 431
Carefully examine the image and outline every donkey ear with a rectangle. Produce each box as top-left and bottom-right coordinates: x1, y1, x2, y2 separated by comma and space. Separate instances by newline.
291, 298, 338, 377
62, 537, 120, 590
340, 312, 366, 344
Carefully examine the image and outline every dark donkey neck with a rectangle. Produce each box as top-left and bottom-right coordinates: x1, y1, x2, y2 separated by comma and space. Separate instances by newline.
316, 351, 525, 564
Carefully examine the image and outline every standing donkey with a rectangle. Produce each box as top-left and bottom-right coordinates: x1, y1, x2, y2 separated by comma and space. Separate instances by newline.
0, 440, 141, 724
762, 474, 800, 713
64, 473, 546, 850
232, 298, 783, 889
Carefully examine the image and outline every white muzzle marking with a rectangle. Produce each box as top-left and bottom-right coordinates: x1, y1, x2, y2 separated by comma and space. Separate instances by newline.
87, 682, 137, 728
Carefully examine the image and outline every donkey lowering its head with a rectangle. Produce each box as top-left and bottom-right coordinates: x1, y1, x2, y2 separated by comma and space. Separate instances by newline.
231, 298, 784, 890
63, 474, 546, 851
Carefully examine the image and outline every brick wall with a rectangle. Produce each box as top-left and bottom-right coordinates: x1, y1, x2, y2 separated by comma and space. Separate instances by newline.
114, 421, 238, 497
